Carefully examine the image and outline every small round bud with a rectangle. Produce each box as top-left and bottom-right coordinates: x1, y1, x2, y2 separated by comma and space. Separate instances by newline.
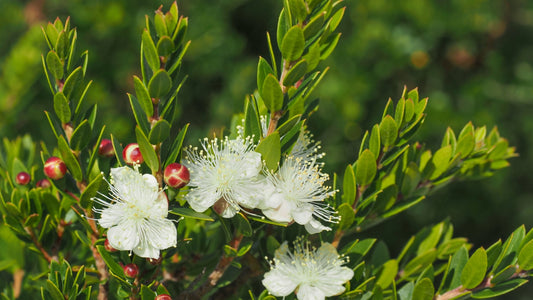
164, 163, 190, 189
98, 139, 115, 157
155, 294, 172, 300
36, 179, 51, 188
16, 172, 31, 185
123, 263, 139, 278
44, 157, 67, 180
104, 239, 117, 252
123, 143, 144, 165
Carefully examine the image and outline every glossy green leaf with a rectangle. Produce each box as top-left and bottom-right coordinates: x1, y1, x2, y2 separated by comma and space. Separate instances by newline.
140, 285, 156, 300
128, 94, 150, 135
154, 11, 168, 37
149, 119, 171, 144
45, 280, 64, 300
276, 8, 291, 51
342, 164, 356, 205
169, 207, 213, 221
79, 173, 103, 208
157, 36, 174, 57
57, 135, 83, 181
456, 132, 475, 158
356, 149, 377, 187
142, 29, 160, 72
303, 13, 324, 39
303, 43, 321, 72
46, 50, 63, 79
283, 59, 308, 86
369, 124, 381, 157
111, 134, 125, 166
244, 96, 262, 143
337, 203, 355, 230
518, 239, 533, 270
319, 32, 341, 60
164, 123, 189, 167
257, 57, 275, 94
55, 30, 68, 58
133, 75, 153, 117
261, 74, 283, 112
135, 126, 159, 172
234, 213, 253, 237
281, 26, 305, 62
461, 247, 487, 289
256, 132, 281, 171
288, 0, 307, 22
380, 115, 398, 149
96, 245, 125, 279
63, 67, 83, 100
53, 92, 71, 123
69, 119, 91, 151
412, 278, 434, 300
148, 69, 172, 99
403, 249, 437, 278
376, 259, 398, 289
471, 278, 528, 299
430, 145, 452, 180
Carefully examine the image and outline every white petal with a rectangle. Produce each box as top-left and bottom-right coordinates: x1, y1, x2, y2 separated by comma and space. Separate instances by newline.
262, 270, 298, 297
107, 222, 139, 251
263, 196, 294, 223
133, 241, 160, 259
304, 218, 331, 234
186, 188, 219, 212
296, 284, 326, 300
98, 203, 126, 228
220, 205, 238, 218
292, 204, 313, 224
142, 174, 159, 192
241, 151, 262, 178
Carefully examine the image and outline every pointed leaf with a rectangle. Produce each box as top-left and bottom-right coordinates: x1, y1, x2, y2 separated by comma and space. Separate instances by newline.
142, 29, 160, 72
281, 26, 305, 62
356, 149, 377, 187
133, 75, 153, 117
70, 119, 91, 150
256, 132, 281, 171
283, 59, 308, 87
57, 135, 83, 181
148, 69, 172, 99
149, 119, 171, 144
261, 74, 283, 112
135, 126, 159, 172
53, 92, 71, 123
461, 247, 488, 289
46, 50, 64, 79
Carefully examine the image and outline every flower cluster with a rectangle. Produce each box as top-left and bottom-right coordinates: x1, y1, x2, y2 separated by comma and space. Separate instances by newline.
94, 166, 177, 259
262, 238, 354, 300
183, 128, 338, 233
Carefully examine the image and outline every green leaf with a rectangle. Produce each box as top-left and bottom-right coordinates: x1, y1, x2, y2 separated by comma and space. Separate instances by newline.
404, 98, 415, 122
369, 124, 381, 158
376, 259, 398, 289
154, 11, 168, 37
380, 115, 398, 149
303, 43, 321, 72
283, 59, 308, 86
403, 249, 437, 278
128, 94, 150, 135
46, 50, 64, 79
111, 134, 125, 166
319, 32, 341, 60
96, 245, 126, 279
169, 207, 213, 221
79, 173, 103, 209
142, 29, 160, 72
53, 92, 71, 123
412, 278, 434, 300
58, 135, 83, 181
140, 285, 156, 300
430, 145, 452, 180
55, 30, 68, 58
288, 0, 307, 22
456, 132, 475, 159
133, 75, 153, 117
45, 280, 64, 300
281, 26, 305, 62
356, 149, 377, 187
244, 96, 262, 143
461, 247, 488, 289
303, 13, 325, 39
135, 126, 159, 172
233, 213, 253, 237
261, 74, 283, 112
63, 67, 83, 100
149, 119, 171, 144
471, 278, 528, 299
69, 120, 91, 151
164, 123, 189, 167
518, 239, 533, 270
148, 69, 172, 99
257, 57, 275, 95
337, 203, 355, 230
256, 132, 281, 171
276, 8, 291, 50
342, 164, 356, 205
157, 36, 174, 57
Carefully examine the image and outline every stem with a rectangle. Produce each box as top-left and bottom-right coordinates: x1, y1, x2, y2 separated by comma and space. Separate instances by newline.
83, 206, 109, 300
25, 226, 54, 263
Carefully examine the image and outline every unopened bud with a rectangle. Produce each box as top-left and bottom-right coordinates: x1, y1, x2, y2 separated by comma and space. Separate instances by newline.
123, 263, 139, 278
98, 139, 115, 157
155, 294, 172, 300
36, 179, 51, 188
164, 163, 190, 189
123, 143, 144, 165
104, 239, 117, 252
44, 157, 67, 180
16, 172, 31, 185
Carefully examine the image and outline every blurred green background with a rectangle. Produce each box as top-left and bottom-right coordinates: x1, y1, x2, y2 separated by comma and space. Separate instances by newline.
1, 0, 533, 298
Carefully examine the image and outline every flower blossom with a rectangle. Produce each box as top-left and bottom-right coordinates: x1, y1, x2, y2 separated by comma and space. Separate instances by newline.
183, 136, 267, 217
262, 238, 354, 300
94, 166, 177, 259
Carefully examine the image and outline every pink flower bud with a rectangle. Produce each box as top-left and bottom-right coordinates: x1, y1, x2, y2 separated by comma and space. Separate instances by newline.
16, 172, 31, 185
44, 157, 67, 180
123, 263, 139, 278
164, 163, 190, 189
123, 143, 144, 165
98, 139, 115, 157
155, 294, 172, 300
104, 239, 117, 252
36, 179, 51, 188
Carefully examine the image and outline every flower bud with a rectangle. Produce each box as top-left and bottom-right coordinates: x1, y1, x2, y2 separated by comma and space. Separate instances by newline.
123, 143, 144, 165
155, 294, 172, 300
98, 139, 115, 157
164, 163, 190, 189
36, 179, 51, 188
16, 172, 31, 185
44, 157, 67, 180
104, 239, 117, 252
123, 263, 139, 278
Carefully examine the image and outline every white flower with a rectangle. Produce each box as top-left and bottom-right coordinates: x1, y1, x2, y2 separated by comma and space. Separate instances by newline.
183, 136, 266, 217
261, 156, 338, 233
290, 128, 324, 163
94, 166, 177, 259
262, 238, 354, 300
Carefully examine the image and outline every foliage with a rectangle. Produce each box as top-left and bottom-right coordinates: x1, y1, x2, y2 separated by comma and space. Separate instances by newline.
0, 0, 532, 299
